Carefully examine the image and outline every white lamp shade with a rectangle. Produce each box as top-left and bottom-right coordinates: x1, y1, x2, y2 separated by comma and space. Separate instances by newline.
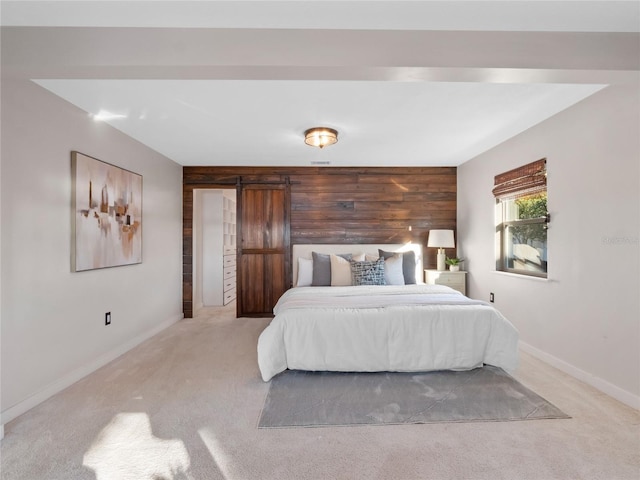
427, 229, 455, 248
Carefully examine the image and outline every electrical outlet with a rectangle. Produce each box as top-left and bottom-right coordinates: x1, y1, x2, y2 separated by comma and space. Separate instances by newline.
105, 312, 111, 325
489, 293, 495, 303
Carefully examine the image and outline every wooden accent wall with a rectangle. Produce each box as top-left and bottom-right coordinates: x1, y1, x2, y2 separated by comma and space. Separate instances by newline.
183, 166, 457, 318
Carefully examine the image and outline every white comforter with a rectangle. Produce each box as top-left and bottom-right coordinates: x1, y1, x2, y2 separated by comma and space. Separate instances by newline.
257, 285, 519, 381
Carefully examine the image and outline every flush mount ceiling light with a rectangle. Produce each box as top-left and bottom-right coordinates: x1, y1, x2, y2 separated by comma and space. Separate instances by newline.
304, 127, 338, 149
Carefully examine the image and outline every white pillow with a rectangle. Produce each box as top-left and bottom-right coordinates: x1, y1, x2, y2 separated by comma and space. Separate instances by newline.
384, 253, 405, 285
296, 257, 313, 287
364, 254, 379, 262
352, 253, 366, 262
330, 254, 352, 286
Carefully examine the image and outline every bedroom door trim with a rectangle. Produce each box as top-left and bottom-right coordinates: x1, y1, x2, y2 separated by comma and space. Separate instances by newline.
183, 181, 237, 318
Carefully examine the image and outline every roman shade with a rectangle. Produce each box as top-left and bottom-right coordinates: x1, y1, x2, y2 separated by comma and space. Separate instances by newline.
492, 158, 546, 200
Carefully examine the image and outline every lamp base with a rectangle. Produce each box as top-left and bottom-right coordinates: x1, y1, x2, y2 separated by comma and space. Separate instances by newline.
436, 249, 446, 271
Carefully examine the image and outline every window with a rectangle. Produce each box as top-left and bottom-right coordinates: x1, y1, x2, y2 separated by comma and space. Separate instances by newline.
493, 159, 548, 278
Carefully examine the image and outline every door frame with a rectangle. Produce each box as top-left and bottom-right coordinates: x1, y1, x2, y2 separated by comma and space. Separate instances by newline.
183, 180, 237, 319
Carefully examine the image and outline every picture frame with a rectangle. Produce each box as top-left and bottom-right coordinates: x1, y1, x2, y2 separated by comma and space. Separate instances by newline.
71, 151, 142, 272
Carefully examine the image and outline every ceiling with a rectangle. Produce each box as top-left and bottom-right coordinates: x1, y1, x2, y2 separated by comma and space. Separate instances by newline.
2, 1, 639, 167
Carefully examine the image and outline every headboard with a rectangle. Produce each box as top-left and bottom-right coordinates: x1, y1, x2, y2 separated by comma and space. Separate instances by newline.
292, 243, 423, 286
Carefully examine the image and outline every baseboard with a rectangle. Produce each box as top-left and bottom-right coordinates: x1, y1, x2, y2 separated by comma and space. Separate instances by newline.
1, 313, 183, 426
519, 341, 640, 410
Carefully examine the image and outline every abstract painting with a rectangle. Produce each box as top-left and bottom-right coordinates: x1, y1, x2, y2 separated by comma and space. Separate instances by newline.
71, 151, 142, 272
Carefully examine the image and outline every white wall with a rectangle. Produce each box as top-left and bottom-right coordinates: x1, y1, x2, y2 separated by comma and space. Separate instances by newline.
0, 59, 3, 440
458, 84, 640, 408
0, 79, 184, 424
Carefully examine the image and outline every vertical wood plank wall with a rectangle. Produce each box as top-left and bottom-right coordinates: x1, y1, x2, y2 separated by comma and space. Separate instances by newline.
183, 166, 457, 318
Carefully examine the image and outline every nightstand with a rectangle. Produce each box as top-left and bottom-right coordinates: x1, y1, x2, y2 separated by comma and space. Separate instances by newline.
424, 269, 467, 295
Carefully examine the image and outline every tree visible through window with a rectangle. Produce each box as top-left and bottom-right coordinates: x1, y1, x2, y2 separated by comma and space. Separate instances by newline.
493, 159, 548, 278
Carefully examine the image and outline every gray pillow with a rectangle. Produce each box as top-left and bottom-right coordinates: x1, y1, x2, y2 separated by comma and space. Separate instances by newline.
312, 252, 352, 286
384, 253, 405, 285
379, 249, 417, 284
350, 257, 386, 286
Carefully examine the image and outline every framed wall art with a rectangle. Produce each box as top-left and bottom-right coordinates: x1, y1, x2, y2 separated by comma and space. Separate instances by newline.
71, 151, 142, 272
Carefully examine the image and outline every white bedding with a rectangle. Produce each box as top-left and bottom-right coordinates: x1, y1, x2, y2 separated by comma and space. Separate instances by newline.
257, 284, 519, 381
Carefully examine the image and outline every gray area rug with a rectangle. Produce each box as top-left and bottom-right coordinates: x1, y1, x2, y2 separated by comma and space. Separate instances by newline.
258, 366, 570, 428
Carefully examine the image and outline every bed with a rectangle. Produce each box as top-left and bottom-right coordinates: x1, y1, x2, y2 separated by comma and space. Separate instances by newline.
257, 244, 519, 382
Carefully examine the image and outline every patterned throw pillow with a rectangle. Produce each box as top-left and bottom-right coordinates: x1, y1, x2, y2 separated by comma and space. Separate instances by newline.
350, 257, 386, 286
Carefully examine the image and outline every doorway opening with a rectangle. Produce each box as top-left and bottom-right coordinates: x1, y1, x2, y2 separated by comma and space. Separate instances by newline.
192, 188, 237, 317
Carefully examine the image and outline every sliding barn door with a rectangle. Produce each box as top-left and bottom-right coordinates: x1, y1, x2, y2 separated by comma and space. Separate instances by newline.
237, 181, 291, 317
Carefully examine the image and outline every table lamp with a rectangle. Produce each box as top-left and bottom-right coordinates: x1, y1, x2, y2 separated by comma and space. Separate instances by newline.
427, 229, 455, 271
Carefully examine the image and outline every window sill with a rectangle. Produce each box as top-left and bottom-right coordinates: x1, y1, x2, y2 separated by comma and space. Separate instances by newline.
491, 271, 549, 282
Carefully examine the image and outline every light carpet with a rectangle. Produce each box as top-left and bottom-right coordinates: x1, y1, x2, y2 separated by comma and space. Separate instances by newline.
2, 305, 638, 480
259, 366, 570, 428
